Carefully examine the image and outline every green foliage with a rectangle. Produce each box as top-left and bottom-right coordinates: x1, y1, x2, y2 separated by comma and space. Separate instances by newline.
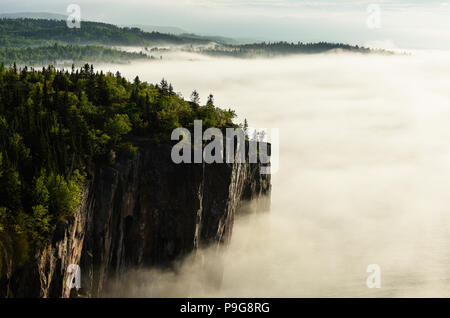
46, 170, 84, 220
33, 173, 49, 206
0, 18, 208, 48
119, 143, 139, 159
0, 44, 150, 66
197, 41, 387, 57
105, 114, 132, 145
0, 64, 236, 266
31, 205, 51, 240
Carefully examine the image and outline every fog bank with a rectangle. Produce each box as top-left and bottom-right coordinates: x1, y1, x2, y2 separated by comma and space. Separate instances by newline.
100, 52, 450, 297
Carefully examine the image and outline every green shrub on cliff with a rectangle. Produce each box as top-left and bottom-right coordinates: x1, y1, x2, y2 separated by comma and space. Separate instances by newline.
104, 114, 132, 145
46, 170, 85, 220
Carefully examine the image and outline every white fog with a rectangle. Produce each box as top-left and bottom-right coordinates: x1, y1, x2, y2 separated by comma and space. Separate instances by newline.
98, 51, 450, 297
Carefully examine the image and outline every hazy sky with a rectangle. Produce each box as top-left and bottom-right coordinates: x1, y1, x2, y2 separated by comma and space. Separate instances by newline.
1, 0, 450, 49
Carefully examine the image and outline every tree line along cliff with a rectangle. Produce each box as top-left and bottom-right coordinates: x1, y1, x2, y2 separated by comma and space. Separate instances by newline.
0, 64, 238, 290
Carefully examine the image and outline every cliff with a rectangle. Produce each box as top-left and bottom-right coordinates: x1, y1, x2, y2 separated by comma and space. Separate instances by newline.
0, 141, 271, 297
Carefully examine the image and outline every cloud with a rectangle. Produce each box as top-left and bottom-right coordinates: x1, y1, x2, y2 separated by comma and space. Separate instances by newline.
99, 50, 450, 297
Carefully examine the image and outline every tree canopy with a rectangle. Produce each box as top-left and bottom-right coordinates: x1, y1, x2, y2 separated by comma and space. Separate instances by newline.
0, 63, 236, 267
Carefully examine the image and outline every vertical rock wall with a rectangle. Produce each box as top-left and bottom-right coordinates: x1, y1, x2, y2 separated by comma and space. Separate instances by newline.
1, 141, 271, 297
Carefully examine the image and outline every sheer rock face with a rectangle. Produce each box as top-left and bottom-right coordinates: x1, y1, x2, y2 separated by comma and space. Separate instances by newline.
1, 142, 271, 297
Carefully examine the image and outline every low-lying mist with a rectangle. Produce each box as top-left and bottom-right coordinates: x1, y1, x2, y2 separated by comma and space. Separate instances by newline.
99, 51, 450, 297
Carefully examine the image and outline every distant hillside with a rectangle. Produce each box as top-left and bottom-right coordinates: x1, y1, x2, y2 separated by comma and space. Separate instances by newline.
0, 18, 211, 48
180, 33, 238, 45
127, 24, 187, 35
0, 13, 188, 36
0, 12, 67, 20
196, 41, 389, 57
0, 44, 150, 66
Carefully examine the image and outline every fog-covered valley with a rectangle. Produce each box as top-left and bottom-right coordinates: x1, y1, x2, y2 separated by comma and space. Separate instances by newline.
95, 51, 450, 297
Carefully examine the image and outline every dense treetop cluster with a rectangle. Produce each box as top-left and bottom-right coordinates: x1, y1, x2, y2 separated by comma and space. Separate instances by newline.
0, 63, 235, 268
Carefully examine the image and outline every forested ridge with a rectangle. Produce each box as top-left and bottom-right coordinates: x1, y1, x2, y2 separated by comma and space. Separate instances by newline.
0, 44, 150, 65
0, 63, 236, 273
0, 18, 208, 47
197, 41, 389, 57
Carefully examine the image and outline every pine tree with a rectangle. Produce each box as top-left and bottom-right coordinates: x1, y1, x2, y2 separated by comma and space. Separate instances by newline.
190, 90, 200, 105
243, 118, 248, 136
207, 94, 214, 106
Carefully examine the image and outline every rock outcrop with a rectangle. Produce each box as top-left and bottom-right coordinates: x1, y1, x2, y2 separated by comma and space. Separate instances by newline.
0, 141, 271, 297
